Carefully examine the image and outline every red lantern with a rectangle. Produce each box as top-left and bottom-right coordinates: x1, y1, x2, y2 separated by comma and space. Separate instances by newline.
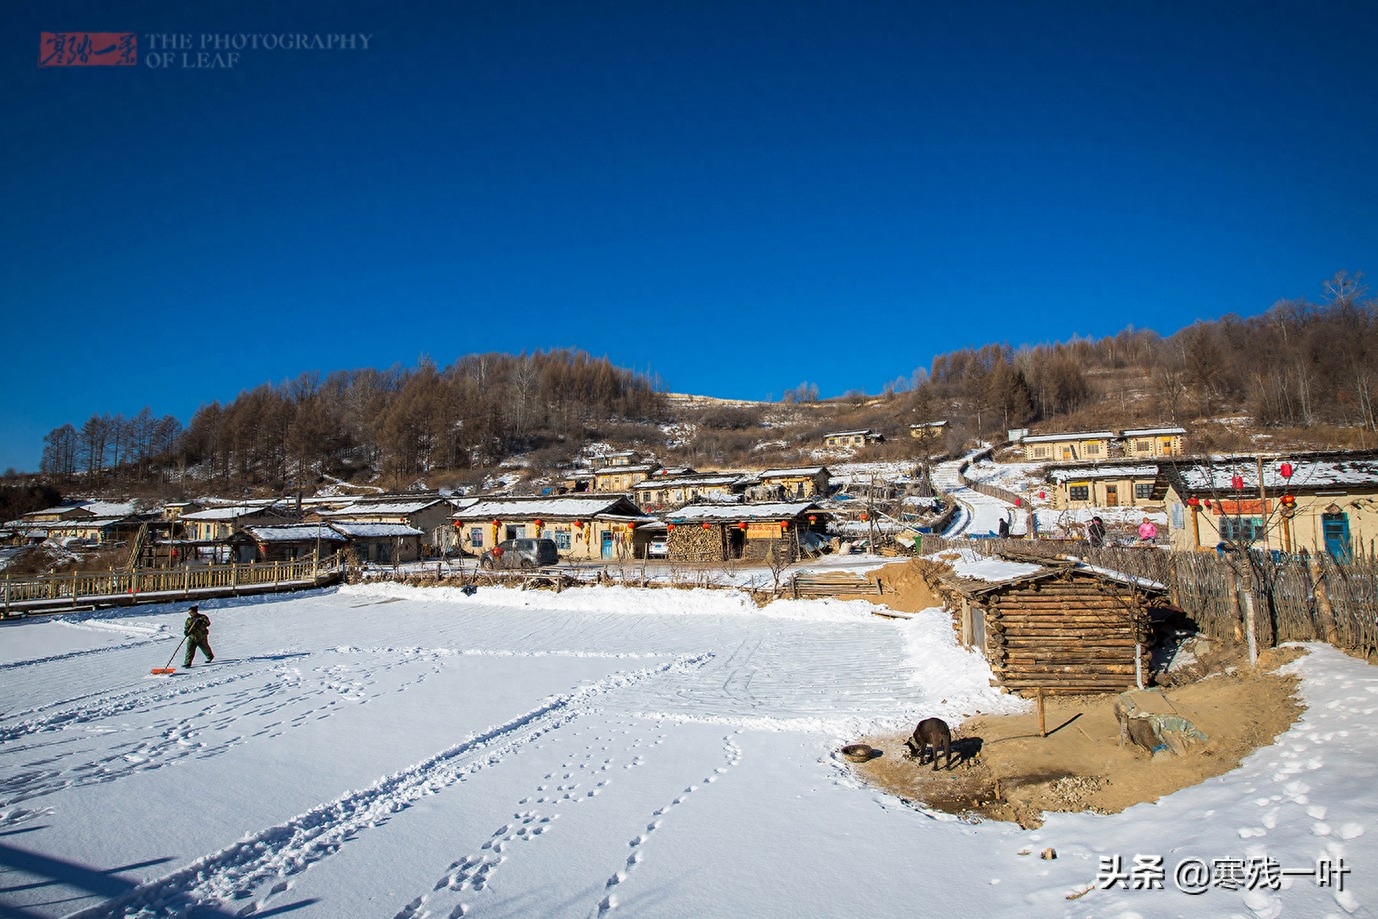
667, 522, 675, 531
1203, 499, 1212, 509
1281, 493, 1296, 507
1280, 462, 1294, 479
779, 521, 788, 530
1015, 497, 1022, 508
574, 519, 584, 528
860, 512, 868, 522
808, 514, 817, 524
1038, 491, 1046, 500
702, 522, 711, 530
1187, 496, 1200, 508
491, 519, 500, 528
1231, 474, 1244, 491
737, 521, 747, 531
534, 519, 544, 528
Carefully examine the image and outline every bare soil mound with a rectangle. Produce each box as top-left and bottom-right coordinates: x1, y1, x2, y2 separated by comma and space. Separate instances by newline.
834, 561, 1306, 827
850, 645, 1303, 827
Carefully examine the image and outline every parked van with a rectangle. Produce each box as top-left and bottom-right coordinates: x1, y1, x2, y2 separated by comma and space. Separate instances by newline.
480, 538, 560, 569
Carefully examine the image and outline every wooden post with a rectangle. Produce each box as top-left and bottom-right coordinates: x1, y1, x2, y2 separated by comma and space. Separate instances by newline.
1037, 688, 1047, 738
961, 597, 972, 648
1226, 572, 1244, 641
1306, 552, 1340, 646
1190, 505, 1201, 550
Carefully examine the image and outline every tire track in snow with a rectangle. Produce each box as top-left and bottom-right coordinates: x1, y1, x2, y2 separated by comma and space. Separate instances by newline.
64, 653, 712, 919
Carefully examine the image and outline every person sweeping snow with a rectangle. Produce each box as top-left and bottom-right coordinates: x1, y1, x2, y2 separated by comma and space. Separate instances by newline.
183, 605, 214, 668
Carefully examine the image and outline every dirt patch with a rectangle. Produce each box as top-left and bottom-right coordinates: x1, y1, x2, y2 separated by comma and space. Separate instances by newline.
827, 559, 946, 613
849, 645, 1305, 828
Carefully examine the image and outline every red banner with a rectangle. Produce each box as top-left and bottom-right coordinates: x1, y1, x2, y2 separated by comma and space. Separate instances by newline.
39, 32, 137, 67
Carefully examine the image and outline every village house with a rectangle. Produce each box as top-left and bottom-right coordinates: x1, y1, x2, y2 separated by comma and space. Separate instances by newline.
329, 521, 425, 565
632, 472, 745, 510
591, 463, 660, 493
1163, 453, 1378, 561
451, 494, 651, 562
744, 466, 831, 502
174, 502, 294, 543
1020, 431, 1117, 463
41, 514, 144, 547
1121, 427, 1187, 458
909, 420, 948, 440
232, 523, 348, 563
921, 550, 1163, 697
662, 502, 828, 563
1046, 464, 1165, 510
317, 495, 457, 555
823, 430, 883, 449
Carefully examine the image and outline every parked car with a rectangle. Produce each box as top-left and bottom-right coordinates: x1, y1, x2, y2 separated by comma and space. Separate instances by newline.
480, 538, 560, 569
647, 535, 669, 558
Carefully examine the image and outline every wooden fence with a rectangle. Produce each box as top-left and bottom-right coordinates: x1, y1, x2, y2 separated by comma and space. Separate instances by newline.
2, 554, 347, 615
918, 534, 1378, 658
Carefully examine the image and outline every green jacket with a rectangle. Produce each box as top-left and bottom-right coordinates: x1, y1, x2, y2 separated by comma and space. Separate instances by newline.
184, 612, 210, 642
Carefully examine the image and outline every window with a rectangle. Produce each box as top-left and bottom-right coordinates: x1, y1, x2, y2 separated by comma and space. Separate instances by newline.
1085, 442, 1101, 455
554, 529, 571, 550
1134, 483, 1154, 500
1220, 516, 1265, 544
470, 528, 484, 548
1069, 483, 1090, 502
1136, 439, 1151, 453
1032, 446, 1048, 458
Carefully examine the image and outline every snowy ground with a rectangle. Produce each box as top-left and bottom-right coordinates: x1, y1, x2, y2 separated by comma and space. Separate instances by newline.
2, 585, 1374, 918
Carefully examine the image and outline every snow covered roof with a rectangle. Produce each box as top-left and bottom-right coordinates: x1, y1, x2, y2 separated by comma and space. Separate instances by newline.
328, 522, 424, 538
668, 501, 822, 522
324, 498, 446, 517
1171, 454, 1378, 493
1122, 427, 1187, 437
181, 505, 289, 521
244, 524, 348, 543
593, 464, 658, 475
632, 473, 743, 490
1048, 464, 1160, 482
927, 548, 1045, 586
756, 466, 827, 478
1022, 431, 1116, 443
454, 495, 644, 519
44, 515, 137, 528
824, 430, 877, 438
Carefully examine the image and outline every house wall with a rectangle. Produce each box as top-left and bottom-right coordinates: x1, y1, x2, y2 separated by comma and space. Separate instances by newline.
1055, 476, 1161, 510
1167, 489, 1378, 558
1023, 438, 1113, 462
1124, 434, 1184, 458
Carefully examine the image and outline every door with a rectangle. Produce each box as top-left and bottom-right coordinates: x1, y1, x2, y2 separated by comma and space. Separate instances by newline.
1323, 512, 1352, 563
1105, 485, 1119, 507
601, 529, 614, 559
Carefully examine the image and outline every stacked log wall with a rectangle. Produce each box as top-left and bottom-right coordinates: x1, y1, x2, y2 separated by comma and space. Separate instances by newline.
983, 577, 1150, 696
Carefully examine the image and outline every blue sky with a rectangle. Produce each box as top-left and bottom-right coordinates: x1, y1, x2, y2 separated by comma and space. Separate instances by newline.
3, 0, 1377, 473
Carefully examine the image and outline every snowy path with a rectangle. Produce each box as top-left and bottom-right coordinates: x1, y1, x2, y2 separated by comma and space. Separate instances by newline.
932, 451, 1020, 538
2, 586, 1375, 918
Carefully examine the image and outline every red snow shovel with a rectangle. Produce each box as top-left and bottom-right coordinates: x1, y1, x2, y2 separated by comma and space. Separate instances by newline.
152, 637, 187, 675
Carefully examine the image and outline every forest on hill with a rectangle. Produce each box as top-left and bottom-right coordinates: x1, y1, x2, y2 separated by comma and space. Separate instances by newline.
30, 272, 1378, 497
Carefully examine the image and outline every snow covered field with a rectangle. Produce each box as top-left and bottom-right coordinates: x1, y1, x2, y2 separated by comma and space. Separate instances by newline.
2, 584, 1374, 918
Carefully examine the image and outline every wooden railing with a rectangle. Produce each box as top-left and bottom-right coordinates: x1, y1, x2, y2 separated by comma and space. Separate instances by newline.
2, 554, 346, 614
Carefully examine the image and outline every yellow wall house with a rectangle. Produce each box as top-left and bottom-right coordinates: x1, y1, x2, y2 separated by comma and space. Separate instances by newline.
748, 467, 831, 501
179, 503, 295, 542
1021, 431, 1116, 462
451, 495, 652, 562
1047, 464, 1164, 510
823, 430, 882, 449
320, 496, 457, 554
591, 464, 660, 493
633, 472, 745, 510
1164, 453, 1378, 561
1122, 427, 1187, 458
